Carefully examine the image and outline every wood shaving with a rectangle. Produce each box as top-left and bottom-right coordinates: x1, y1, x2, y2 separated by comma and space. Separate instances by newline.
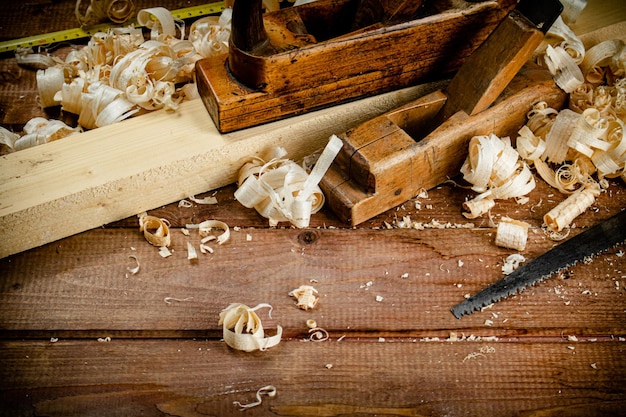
233, 385, 276, 410
560, 0, 587, 24
219, 303, 282, 352
197, 220, 230, 245
289, 285, 319, 310
544, 183, 601, 231
461, 134, 536, 218
158, 246, 172, 258
125, 255, 140, 277
138, 214, 171, 247
7, 6, 233, 151
495, 217, 530, 251
188, 195, 218, 205
538, 16, 585, 93
307, 327, 329, 342
0, 126, 19, 154
186, 241, 198, 261
234, 135, 342, 228
502, 254, 526, 275
75, 0, 135, 27
164, 297, 193, 304
10, 118, 81, 152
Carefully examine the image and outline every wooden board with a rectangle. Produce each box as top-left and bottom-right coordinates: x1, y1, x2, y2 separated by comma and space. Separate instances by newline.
1, 339, 625, 417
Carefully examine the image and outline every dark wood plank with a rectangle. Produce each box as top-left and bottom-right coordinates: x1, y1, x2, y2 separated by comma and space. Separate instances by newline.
1, 217, 624, 338
1, 339, 624, 417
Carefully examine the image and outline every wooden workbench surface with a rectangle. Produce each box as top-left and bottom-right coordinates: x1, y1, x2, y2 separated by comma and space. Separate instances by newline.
1, 1, 625, 416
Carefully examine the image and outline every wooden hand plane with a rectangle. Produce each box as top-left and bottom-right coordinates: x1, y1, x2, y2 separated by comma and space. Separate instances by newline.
196, 0, 519, 132
320, 0, 566, 225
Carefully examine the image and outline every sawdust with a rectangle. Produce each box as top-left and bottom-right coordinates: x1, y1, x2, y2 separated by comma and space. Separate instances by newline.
385, 216, 475, 230
462, 345, 496, 362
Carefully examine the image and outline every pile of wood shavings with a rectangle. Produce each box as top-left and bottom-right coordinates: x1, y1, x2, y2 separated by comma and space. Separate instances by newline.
2, 6, 233, 153
461, 19, 625, 234
234, 135, 343, 228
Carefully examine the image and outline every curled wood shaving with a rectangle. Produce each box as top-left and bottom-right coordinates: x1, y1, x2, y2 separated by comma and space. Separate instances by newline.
125, 255, 140, 277
580, 39, 624, 85
15, 47, 57, 69
495, 217, 529, 252
12, 117, 81, 152
544, 183, 601, 232
37, 67, 65, 108
539, 16, 585, 93
137, 7, 179, 39
198, 220, 230, 245
178, 199, 193, 208
289, 285, 319, 310
189, 9, 232, 58
233, 385, 277, 410
219, 303, 282, 352
461, 134, 535, 218
138, 214, 171, 247
234, 135, 342, 228
75, 0, 135, 27
307, 327, 329, 342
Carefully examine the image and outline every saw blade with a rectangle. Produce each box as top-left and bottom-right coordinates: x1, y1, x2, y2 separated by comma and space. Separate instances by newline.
451, 209, 626, 319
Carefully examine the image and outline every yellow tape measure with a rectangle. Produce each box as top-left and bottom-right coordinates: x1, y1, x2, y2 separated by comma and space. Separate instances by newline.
0, 2, 225, 54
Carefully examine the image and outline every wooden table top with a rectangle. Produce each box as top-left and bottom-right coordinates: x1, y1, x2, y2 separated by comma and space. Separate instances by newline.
1, 1, 625, 416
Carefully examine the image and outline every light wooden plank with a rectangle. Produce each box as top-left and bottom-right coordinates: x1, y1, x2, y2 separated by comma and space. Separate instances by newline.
0, 83, 441, 259
1, 339, 624, 417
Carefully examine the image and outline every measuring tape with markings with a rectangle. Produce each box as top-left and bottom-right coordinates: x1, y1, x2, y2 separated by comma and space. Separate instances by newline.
0, 2, 225, 54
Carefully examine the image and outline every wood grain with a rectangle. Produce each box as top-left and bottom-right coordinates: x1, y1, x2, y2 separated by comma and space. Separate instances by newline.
1, 340, 624, 417
0, 2, 625, 416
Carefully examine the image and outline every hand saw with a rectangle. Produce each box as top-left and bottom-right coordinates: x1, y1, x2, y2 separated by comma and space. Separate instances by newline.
451, 210, 626, 319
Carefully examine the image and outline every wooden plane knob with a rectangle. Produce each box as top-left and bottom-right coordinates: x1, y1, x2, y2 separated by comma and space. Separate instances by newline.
231, 0, 268, 53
